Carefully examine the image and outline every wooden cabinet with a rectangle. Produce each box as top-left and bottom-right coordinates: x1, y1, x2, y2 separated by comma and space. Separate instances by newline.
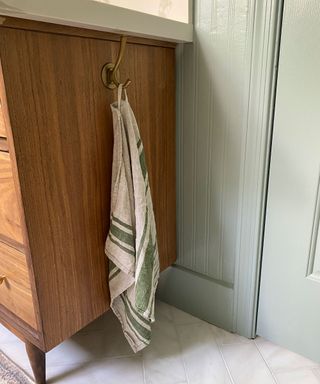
0, 242, 37, 329
0, 151, 25, 248
0, 17, 176, 384
0, 105, 6, 138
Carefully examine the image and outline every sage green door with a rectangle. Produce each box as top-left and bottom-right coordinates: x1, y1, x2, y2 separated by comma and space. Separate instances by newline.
257, 0, 320, 362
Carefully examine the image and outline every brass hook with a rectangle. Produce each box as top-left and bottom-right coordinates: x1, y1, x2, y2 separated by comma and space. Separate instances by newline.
101, 36, 132, 90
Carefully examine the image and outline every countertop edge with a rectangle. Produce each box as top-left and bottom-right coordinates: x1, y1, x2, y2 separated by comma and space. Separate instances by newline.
0, 1, 194, 43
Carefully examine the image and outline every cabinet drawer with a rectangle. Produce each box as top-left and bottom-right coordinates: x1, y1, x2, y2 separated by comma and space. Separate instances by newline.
0, 101, 6, 138
0, 151, 24, 248
0, 241, 37, 329
0, 138, 8, 152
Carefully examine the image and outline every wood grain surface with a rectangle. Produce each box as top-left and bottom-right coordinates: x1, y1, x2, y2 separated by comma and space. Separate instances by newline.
0, 304, 42, 348
25, 341, 46, 384
0, 241, 37, 329
0, 151, 24, 249
0, 138, 8, 152
0, 23, 176, 351
0, 60, 43, 344
0, 102, 6, 138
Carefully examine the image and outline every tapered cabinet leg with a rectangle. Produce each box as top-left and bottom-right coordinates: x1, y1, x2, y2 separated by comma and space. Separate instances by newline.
25, 341, 46, 384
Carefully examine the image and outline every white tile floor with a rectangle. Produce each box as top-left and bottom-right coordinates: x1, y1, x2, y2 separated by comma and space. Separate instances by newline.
1, 301, 320, 384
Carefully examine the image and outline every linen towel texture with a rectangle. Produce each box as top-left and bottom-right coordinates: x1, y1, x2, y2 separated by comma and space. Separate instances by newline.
105, 85, 160, 352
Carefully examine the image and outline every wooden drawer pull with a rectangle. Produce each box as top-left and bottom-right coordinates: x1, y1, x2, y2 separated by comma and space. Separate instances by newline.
0, 275, 6, 285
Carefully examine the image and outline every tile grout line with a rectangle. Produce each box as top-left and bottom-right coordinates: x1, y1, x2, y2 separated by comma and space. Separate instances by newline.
1, 340, 142, 370
207, 325, 236, 384
313, 367, 320, 380
215, 338, 236, 384
170, 307, 191, 384
253, 339, 279, 384
47, 353, 141, 366
219, 341, 252, 346
142, 352, 147, 384
272, 366, 320, 375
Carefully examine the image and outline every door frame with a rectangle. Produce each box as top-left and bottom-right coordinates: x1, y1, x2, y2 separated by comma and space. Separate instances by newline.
159, 0, 285, 338
232, 0, 284, 338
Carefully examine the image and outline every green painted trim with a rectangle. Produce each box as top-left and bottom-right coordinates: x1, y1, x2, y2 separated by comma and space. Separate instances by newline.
175, 265, 234, 289
233, 0, 283, 338
157, 266, 234, 331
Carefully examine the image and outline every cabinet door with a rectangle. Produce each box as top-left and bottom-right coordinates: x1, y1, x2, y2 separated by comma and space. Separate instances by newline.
258, 0, 320, 361
0, 20, 176, 350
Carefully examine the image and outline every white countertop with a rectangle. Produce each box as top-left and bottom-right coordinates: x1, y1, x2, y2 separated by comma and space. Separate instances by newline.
0, 0, 193, 43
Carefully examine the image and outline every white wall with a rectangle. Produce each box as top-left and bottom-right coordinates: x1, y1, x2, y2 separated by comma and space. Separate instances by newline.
158, 0, 281, 335
93, 0, 190, 23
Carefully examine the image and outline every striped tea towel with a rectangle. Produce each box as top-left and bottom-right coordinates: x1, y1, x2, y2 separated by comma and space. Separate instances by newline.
105, 85, 160, 352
